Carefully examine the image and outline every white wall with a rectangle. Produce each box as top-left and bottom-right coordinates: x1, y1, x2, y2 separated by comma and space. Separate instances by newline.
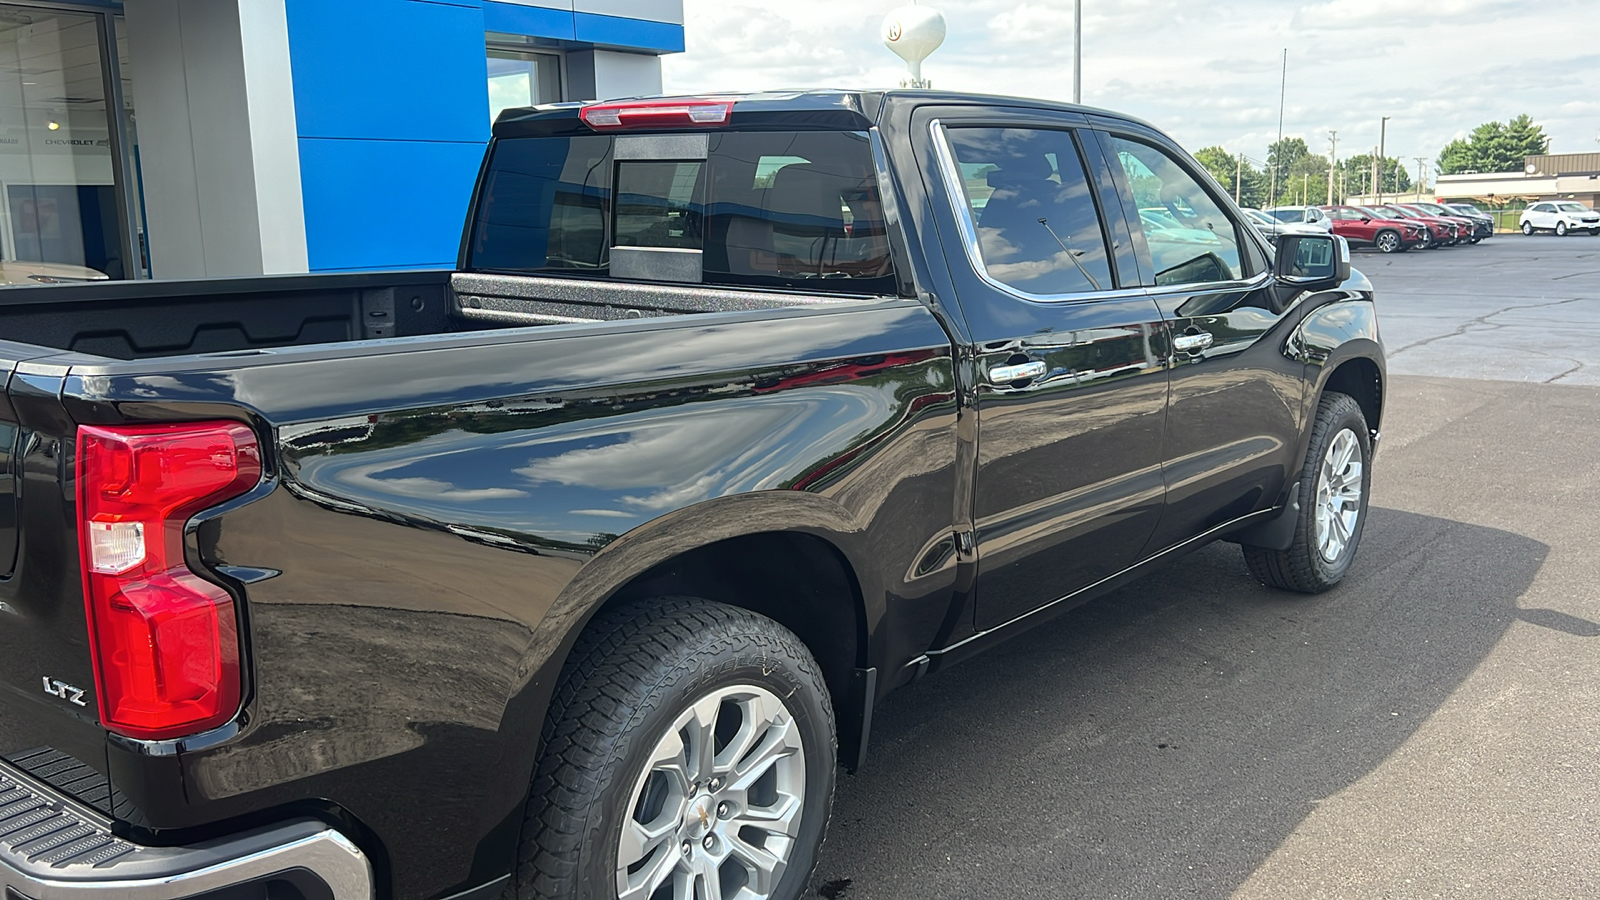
124, 0, 307, 278
568, 49, 664, 101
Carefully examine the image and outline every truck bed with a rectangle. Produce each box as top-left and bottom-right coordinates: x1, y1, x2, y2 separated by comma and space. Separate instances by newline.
0, 270, 881, 360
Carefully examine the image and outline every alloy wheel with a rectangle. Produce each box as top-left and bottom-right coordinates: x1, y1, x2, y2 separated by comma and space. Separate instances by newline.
617, 684, 807, 900
1314, 428, 1363, 564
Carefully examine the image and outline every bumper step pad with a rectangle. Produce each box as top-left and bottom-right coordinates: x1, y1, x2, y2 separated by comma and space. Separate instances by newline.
0, 762, 373, 899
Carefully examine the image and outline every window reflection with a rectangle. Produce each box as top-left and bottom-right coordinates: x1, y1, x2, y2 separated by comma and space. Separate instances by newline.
944, 126, 1113, 296
1110, 136, 1244, 287
0, 6, 129, 281
487, 47, 561, 125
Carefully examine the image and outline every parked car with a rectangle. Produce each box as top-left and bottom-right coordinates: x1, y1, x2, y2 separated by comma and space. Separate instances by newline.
1263, 205, 1334, 232
1380, 204, 1463, 247
1391, 202, 1481, 243
1520, 200, 1600, 236
1438, 202, 1496, 239
1243, 207, 1326, 243
1321, 205, 1428, 253
1406, 201, 1492, 240
0, 90, 1383, 900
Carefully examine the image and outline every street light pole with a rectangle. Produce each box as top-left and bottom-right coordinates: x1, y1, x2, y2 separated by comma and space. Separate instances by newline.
1377, 116, 1390, 204
1328, 130, 1338, 204
1073, 0, 1082, 104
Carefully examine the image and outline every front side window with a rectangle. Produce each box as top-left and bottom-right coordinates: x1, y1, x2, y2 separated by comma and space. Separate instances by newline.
470, 130, 896, 294
1111, 136, 1244, 286
942, 126, 1112, 295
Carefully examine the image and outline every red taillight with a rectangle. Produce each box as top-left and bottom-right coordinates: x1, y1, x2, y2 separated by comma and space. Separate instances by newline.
76, 422, 260, 740
579, 98, 734, 130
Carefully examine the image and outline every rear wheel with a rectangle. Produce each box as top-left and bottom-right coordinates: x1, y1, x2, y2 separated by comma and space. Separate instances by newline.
1557, 222, 1569, 236
1522, 221, 1534, 235
1242, 392, 1371, 594
1374, 230, 1401, 253
513, 597, 836, 900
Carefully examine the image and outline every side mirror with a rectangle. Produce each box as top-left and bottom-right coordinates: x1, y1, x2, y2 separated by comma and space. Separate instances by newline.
1275, 233, 1350, 290
1359, 216, 1371, 223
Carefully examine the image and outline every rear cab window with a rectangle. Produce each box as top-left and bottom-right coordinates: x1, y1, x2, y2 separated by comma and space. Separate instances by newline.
469, 130, 898, 296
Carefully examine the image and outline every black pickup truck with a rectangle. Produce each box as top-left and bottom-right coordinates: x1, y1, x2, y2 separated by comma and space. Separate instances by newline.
0, 91, 1383, 900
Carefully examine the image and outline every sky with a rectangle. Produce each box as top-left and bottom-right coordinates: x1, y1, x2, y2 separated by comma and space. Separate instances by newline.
661, 0, 1600, 181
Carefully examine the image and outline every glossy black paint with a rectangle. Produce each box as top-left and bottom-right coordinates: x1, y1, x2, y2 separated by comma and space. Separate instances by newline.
0, 91, 1385, 900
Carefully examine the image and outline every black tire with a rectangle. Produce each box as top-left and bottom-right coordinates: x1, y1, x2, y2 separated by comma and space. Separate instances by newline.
1522, 221, 1534, 236
1242, 392, 1372, 594
1375, 230, 1402, 253
1557, 222, 1568, 236
1590, 229, 1599, 237
512, 597, 836, 900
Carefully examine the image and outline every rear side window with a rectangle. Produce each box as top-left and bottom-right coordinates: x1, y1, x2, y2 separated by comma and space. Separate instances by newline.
1111, 136, 1245, 286
941, 126, 1113, 295
469, 130, 897, 295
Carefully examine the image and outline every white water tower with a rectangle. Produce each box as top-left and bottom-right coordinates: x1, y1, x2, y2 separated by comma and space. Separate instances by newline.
882, 6, 946, 89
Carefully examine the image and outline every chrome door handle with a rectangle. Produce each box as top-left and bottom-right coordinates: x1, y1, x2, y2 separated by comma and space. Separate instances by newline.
1173, 332, 1213, 353
988, 360, 1047, 384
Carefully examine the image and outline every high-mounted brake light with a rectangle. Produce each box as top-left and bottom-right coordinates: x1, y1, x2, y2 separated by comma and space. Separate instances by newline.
77, 421, 260, 741
579, 98, 734, 130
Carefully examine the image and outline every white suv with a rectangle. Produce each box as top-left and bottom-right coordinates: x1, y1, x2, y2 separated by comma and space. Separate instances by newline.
1520, 201, 1600, 236
1263, 205, 1334, 232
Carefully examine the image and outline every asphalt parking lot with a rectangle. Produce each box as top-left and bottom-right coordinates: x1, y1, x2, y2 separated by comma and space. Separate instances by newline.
810, 235, 1600, 899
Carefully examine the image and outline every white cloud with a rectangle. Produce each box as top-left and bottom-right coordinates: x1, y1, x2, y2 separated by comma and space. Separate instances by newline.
663, 0, 1600, 169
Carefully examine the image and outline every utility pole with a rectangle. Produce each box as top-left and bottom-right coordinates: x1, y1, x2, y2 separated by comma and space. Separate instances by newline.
1269, 48, 1286, 207
1302, 172, 1308, 205
1072, 0, 1082, 104
1235, 153, 1242, 205
1370, 146, 1378, 204
1328, 130, 1338, 204
1414, 156, 1427, 200
1377, 116, 1390, 204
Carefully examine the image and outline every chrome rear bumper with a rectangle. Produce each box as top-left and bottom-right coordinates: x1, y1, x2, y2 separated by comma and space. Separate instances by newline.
0, 761, 371, 899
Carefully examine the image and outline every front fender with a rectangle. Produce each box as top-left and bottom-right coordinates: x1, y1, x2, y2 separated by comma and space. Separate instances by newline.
1286, 286, 1385, 460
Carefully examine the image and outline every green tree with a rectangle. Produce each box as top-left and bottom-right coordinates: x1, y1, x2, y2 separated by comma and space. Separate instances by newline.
1340, 154, 1411, 197
1437, 138, 1474, 176
1266, 137, 1310, 199
1281, 153, 1334, 205
1193, 146, 1267, 207
1436, 114, 1550, 174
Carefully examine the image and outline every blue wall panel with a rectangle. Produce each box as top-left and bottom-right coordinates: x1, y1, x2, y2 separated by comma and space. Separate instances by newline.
574, 12, 684, 53
298, 138, 485, 270
483, 1, 576, 39
286, 0, 490, 143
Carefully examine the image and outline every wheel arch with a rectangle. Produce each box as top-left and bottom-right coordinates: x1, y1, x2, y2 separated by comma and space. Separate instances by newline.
1320, 355, 1384, 436
510, 492, 879, 779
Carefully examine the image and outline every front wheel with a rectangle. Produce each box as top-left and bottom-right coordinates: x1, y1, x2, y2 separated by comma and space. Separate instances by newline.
513, 597, 837, 900
1242, 392, 1372, 594
1375, 230, 1401, 253
1522, 221, 1534, 235
1557, 222, 1568, 236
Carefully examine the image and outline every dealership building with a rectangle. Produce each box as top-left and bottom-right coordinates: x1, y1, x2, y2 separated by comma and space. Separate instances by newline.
0, 0, 682, 280
1434, 152, 1600, 210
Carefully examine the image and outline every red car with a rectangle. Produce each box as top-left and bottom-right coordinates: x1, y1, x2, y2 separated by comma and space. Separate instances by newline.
1389, 203, 1479, 244
1380, 204, 1465, 247
1321, 205, 1429, 253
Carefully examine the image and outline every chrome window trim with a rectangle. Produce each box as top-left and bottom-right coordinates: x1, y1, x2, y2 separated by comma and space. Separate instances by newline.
928, 120, 1269, 306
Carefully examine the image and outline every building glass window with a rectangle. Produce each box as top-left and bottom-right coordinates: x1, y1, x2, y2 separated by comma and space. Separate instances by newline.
487, 45, 562, 126
0, 5, 140, 281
